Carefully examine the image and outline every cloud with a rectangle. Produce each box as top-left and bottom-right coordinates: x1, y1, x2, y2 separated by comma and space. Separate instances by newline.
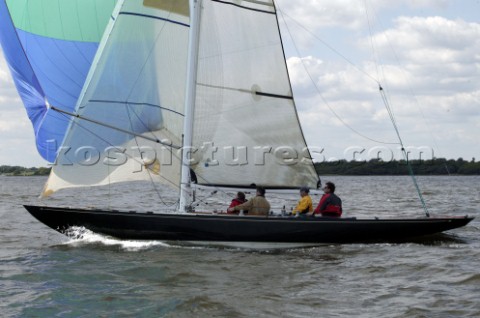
404, 0, 449, 9
369, 16, 480, 63
283, 9, 480, 160
0, 47, 44, 166
364, 16, 480, 112
0, 51, 19, 100
276, 0, 391, 30
276, 0, 450, 32
0, 1, 478, 166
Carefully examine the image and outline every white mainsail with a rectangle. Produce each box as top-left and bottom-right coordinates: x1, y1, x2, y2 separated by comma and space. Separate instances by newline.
43, 0, 319, 200
191, 0, 319, 188
42, 0, 189, 196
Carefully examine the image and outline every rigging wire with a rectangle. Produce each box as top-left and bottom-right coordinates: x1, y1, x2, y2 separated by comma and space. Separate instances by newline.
50, 106, 181, 148
125, 106, 179, 208
276, 7, 398, 145
379, 87, 430, 217
362, 1, 430, 217
363, 0, 381, 82
51, 109, 181, 209
122, 7, 177, 149
278, 2, 431, 217
366, 4, 451, 175
119, 8, 183, 208
278, 9, 379, 84
51, 111, 258, 211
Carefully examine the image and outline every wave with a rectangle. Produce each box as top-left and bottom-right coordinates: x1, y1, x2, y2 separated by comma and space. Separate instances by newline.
59, 226, 170, 251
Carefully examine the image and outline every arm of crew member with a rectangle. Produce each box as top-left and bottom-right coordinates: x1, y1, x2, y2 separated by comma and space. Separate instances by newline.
228, 200, 253, 212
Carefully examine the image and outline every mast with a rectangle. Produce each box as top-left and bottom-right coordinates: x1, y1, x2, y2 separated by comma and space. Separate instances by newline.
179, 0, 202, 212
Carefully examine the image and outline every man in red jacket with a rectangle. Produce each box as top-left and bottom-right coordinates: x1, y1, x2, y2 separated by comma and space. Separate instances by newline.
313, 182, 342, 217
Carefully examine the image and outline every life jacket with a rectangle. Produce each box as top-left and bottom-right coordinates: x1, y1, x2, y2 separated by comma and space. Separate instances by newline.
294, 195, 313, 214
314, 193, 342, 217
320, 205, 342, 217
227, 198, 247, 214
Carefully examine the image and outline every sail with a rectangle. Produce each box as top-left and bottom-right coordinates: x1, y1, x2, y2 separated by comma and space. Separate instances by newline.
191, 0, 319, 189
42, 0, 189, 196
0, 0, 117, 162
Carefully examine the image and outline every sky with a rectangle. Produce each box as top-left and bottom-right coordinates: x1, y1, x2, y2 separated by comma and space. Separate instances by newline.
0, 0, 479, 167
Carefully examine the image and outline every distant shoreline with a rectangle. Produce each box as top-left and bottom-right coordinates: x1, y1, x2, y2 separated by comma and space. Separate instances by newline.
314, 158, 479, 175
0, 166, 51, 176
1, 158, 479, 176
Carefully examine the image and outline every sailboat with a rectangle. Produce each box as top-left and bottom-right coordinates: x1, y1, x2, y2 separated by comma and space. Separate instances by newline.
1, 0, 473, 245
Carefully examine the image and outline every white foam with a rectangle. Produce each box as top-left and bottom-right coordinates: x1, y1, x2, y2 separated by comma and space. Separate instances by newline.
59, 227, 322, 251
62, 226, 170, 251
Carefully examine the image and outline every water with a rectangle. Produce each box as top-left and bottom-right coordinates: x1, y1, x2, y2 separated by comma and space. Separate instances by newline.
1, 176, 479, 317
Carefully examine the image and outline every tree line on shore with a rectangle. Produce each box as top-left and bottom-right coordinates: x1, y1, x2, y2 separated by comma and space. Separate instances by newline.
314, 158, 479, 175
1, 158, 479, 176
0, 165, 51, 176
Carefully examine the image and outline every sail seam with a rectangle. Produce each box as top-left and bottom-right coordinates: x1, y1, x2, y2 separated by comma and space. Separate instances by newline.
88, 99, 184, 117
119, 11, 189, 28
210, 0, 275, 15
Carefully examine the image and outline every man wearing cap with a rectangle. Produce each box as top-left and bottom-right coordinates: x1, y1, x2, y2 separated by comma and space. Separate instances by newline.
292, 187, 313, 217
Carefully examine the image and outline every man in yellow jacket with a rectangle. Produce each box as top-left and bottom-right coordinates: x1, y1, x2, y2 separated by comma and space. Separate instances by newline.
292, 187, 312, 216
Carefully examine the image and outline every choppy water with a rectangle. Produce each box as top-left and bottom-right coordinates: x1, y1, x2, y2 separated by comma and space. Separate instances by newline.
0, 175, 479, 317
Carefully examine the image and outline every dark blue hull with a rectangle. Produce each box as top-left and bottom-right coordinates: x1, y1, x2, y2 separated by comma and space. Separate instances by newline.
24, 205, 474, 244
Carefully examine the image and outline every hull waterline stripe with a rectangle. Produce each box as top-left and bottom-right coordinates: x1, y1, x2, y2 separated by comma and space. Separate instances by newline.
119, 12, 189, 28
